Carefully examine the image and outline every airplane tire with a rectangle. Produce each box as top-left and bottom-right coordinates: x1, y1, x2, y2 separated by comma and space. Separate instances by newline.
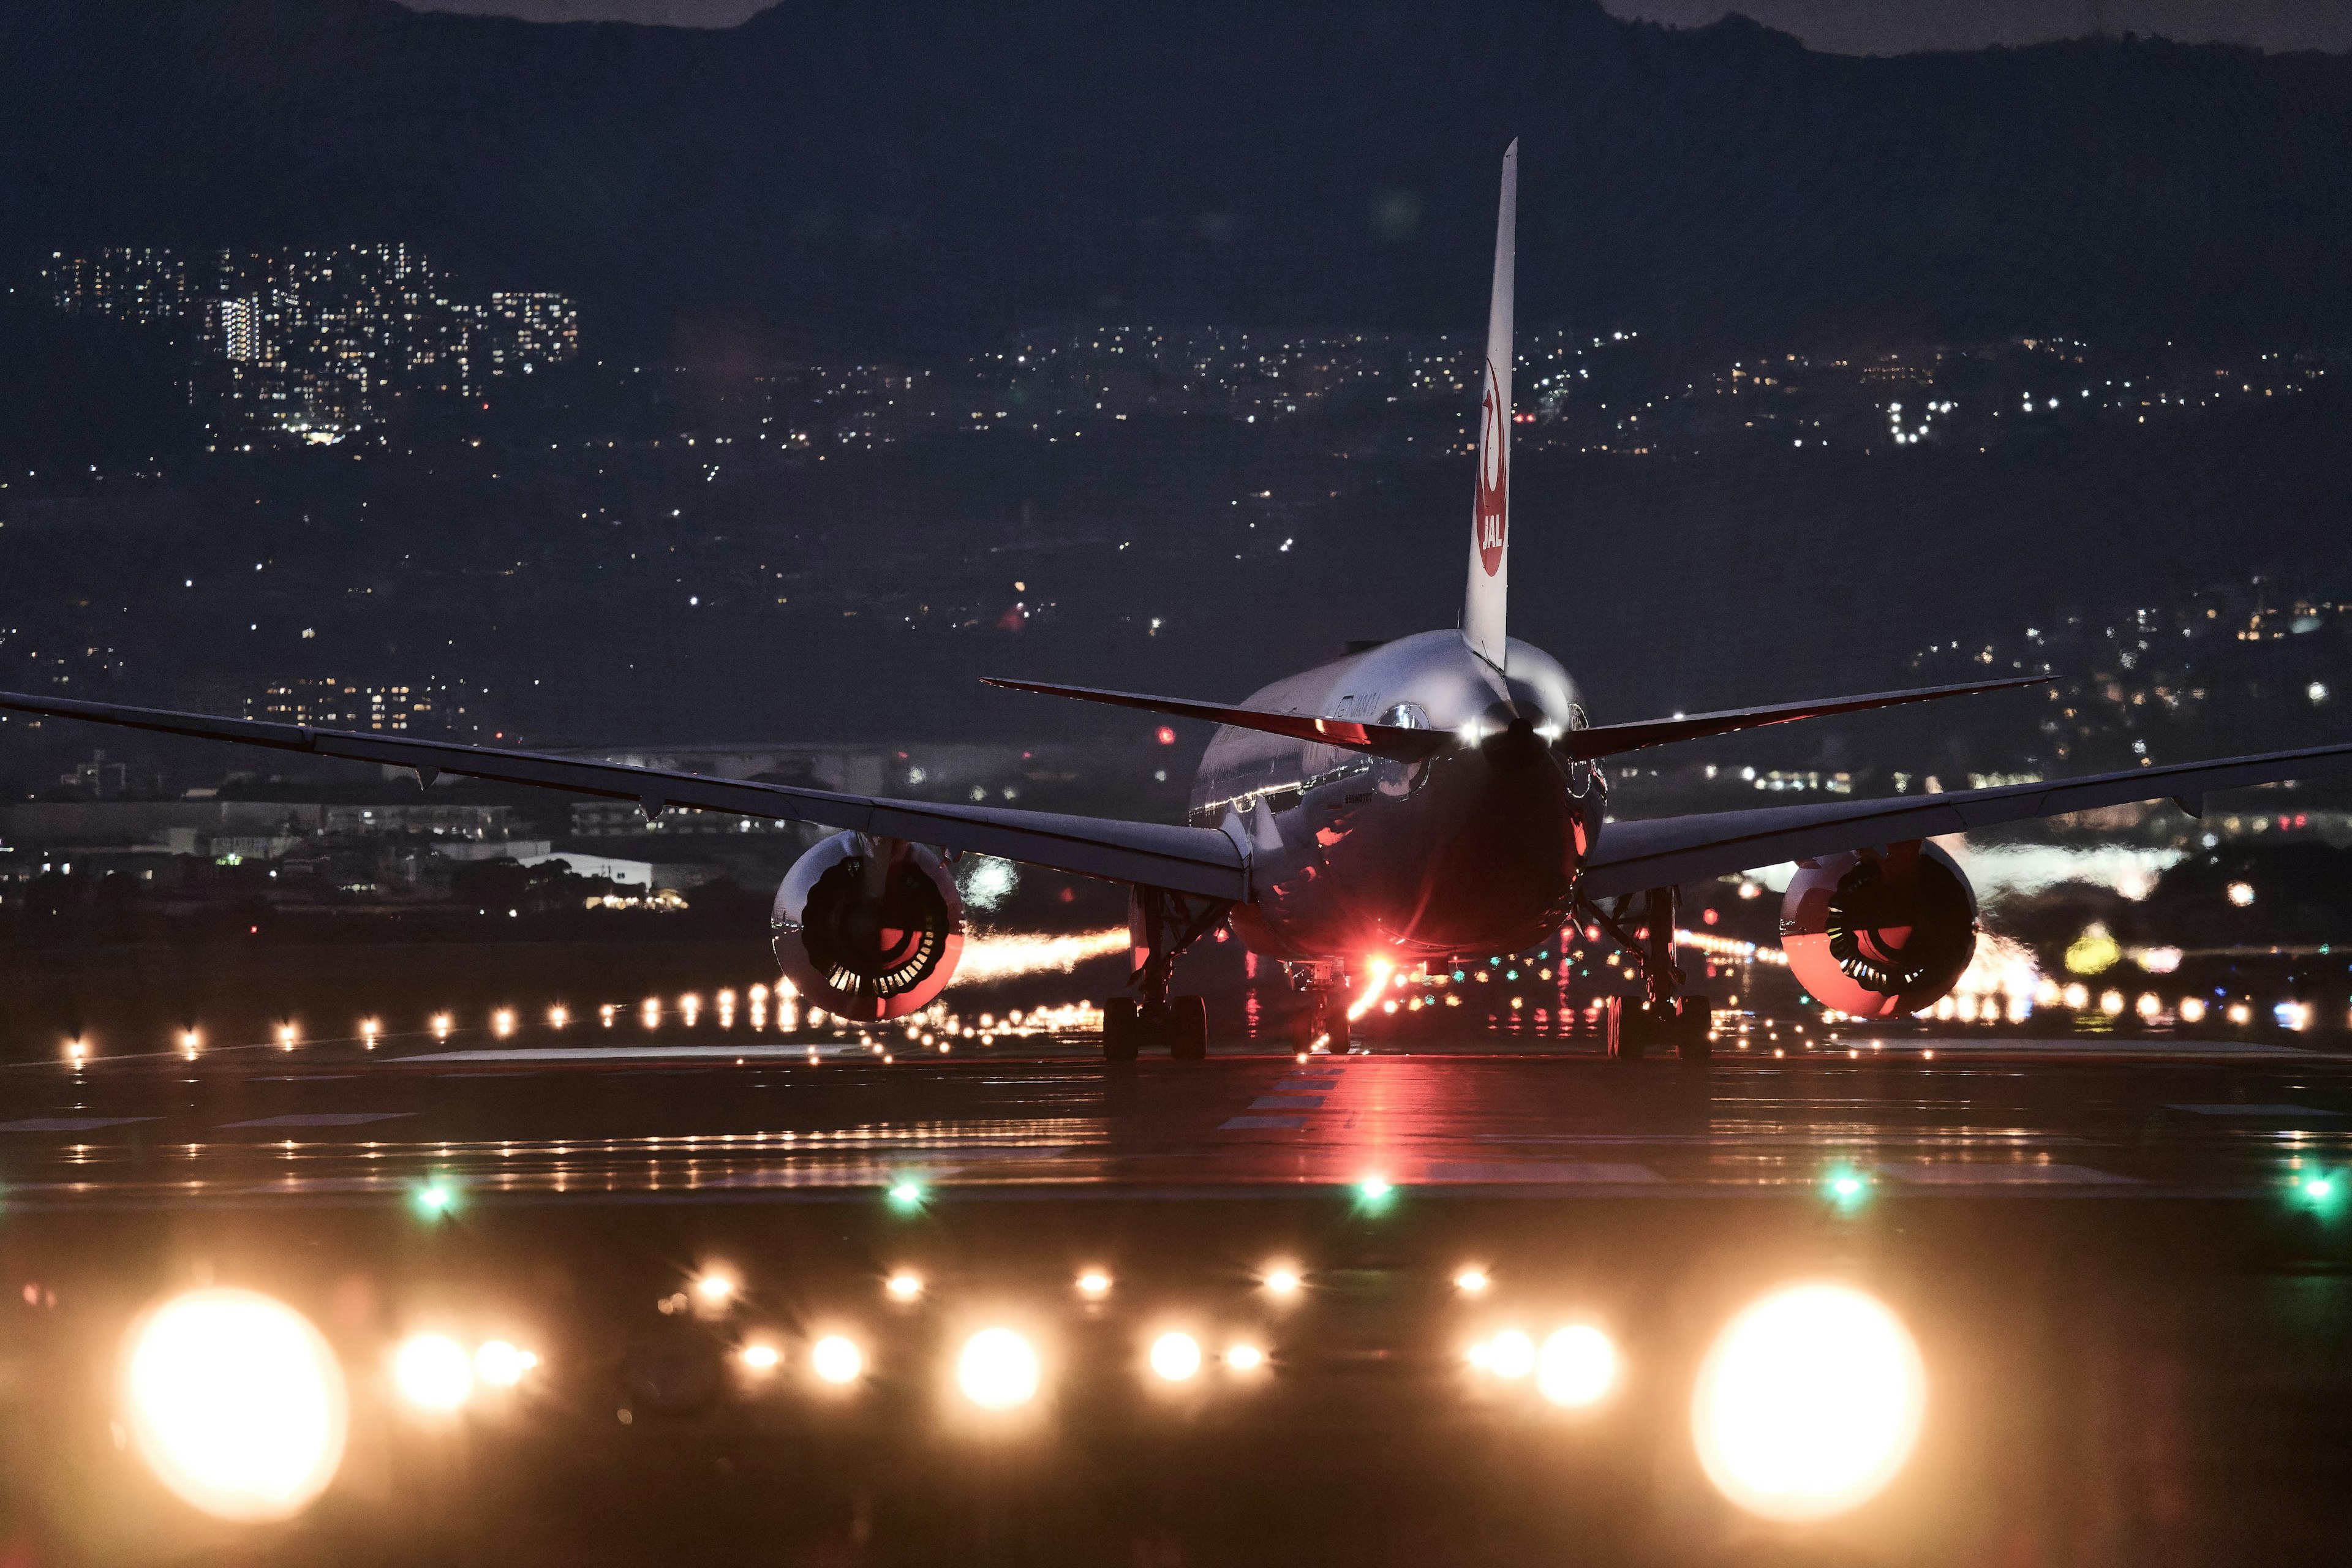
1170, 995, 1209, 1060
1608, 997, 1658, 1060
1326, 1006, 1351, 1054
1102, 998, 1140, 1063
1676, 993, 1714, 1061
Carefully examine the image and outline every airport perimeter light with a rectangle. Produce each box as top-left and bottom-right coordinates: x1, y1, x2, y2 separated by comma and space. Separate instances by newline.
122, 1289, 348, 1523
1692, 1283, 1926, 1522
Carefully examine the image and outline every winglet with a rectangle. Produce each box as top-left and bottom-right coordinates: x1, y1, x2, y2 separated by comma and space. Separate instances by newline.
1463, 139, 1517, 672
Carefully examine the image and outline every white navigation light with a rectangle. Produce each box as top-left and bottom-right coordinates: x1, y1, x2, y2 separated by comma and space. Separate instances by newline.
392, 1333, 475, 1412
1149, 1332, 1203, 1382
811, 1335, 864, 1385
122, 1288, 348, 1522
1691, 1283, 1926, 1521
1536, 1325, 1617, 1408
957, 1327, 1041, 1410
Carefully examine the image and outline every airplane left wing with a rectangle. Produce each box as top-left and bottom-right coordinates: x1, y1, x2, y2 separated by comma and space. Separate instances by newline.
0, 691, 1250, 901
1580, 741, 2352, 898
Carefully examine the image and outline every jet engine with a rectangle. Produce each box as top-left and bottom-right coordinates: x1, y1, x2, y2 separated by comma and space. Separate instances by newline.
771, 832, 965, 1020
1778, 842, 1977, 1018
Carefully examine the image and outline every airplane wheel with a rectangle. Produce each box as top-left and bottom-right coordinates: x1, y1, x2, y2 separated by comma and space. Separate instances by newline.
1326, 1005, 1352, 1054
1102, 998, 1140, 1063
1608, 997, 1657, 1060
1170, 995, 1208, 1060
1675, 993, 1714, 1061
1294, 1000, 1326, 1054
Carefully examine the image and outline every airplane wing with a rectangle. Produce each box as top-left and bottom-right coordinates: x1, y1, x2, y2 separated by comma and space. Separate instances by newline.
1555, 674, 2049, 761
1579, 741, 2352, 897
979, 677, 1447, 760
0, 691, 1249, 901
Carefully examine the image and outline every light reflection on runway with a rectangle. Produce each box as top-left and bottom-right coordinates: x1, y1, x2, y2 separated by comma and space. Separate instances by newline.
1, 1046, 2349, 1207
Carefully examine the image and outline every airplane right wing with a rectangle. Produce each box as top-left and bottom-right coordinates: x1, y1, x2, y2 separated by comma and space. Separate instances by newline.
1580, 741, 2352, 897
0, 690, 1250, 901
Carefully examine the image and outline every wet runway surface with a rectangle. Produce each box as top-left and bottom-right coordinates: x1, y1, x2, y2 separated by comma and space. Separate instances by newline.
7, 1038, 2352, 1566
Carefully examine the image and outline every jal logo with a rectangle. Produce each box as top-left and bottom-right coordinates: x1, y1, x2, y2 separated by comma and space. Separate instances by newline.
1476, 361, 1507, 576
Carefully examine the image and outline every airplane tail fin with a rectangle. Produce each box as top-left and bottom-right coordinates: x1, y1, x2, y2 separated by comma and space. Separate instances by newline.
1463, 139, 1517, 671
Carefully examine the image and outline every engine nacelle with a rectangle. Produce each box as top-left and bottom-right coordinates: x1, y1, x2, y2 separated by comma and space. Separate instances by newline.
771, 832, 965, 1021
1779, 842, 1977, 1018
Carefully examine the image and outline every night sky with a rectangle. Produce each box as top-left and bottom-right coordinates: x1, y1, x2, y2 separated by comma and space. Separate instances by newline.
396, 0, 2352, 55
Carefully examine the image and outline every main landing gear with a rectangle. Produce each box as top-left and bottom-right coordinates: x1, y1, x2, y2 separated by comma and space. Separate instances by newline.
1286, 963, 1351, 1055
1101, 889, 1228, 1063
1578, 885, 1714, 1061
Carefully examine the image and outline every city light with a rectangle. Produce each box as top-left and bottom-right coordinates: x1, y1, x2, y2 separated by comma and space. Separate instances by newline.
1149, 1332, 1204, 1382
121, 1289, 348, 1523
473, 1340, 537, 1387
492, 1008, 515, 1039
2228, 881, 2256, 907
1691, 1284, 1927, 1522
391, 1334, 474, 1412
1537, 1326, 1618, 1408
957, 1328, 1041, 1410
807, 1335, 864, 1385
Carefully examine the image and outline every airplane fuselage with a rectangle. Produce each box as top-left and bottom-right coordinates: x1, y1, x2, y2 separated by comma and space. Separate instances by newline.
1188, 630, 1602, 964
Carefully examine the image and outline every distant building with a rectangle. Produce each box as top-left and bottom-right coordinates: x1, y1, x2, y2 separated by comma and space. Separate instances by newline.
249, 677, 437, 733
43, 243, 578, 439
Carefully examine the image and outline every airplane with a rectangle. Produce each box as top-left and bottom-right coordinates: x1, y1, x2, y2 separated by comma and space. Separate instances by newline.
6, 141, 2350, 1063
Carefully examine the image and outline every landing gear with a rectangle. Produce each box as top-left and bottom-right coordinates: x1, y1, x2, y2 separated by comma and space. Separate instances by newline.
1101, 887, 1229, 1063
1291, 990, 1350, 1054
1580, 886, 1714, 1063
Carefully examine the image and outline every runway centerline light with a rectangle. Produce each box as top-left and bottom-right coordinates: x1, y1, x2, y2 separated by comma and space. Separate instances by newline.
1076, 1270, 1112, 1298
886, 1272, 924, 1301
1225, 1343, 1266, 1371
1537, 1325, 1617, 1408
391, 1333, 474, 1412
1453, 1268, 1491, 1294
811, 1335, 864, 1385
1263, 1268, 1302, 1297
474, 1340, 537, 1387
739, 1343, 781, 1371
122, 1288, 347, 1523
1149, 1332, 1203, 1382
957, 1328, 1041, 1411
1692, 1283, 1926, 1523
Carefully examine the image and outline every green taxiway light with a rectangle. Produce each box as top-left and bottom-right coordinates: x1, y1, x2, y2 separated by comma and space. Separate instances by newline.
1354, 1176, 1395, 1207
1823, 1164, 1871, 1207
410, 1177, 460, 1219
887, 1180, 927, 1210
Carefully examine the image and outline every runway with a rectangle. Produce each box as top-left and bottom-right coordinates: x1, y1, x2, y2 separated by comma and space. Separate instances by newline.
7, 1037, 2352, 1566
2, 1035, 2346, 1206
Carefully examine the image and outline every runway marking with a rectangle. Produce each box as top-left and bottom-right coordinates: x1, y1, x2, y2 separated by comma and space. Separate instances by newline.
1221, 1115, 1308, 1131
2166, 1104, 2346, 1117
1275, 1079, 1340, 1091
1249, 1095, 1327, 1109
0, 1117, 153, 1133
1422, 1159, 1662, 1184
394, 1045, 864, 1063
1882, 1163, 2138, 1186
221, 1112, 416, 1129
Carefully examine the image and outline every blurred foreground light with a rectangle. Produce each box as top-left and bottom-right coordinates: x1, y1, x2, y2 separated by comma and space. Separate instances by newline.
1537, 1325, 1617, 1408
1224, 1343, 1265, 1371
1691, 1283, 1926, 1523
1262, 1268, 1302, 1297
1471, 1329, 1535, 1379
2227, 881, 2256, 908
1453, 1268, 1491, 1294
1149, 1332, 1202, 1382
123, 1288, 347, 1523
694, 1270, 736, 1304
391, 1333, 473, 1412
885, 1271, 924, 1301
1076, 1270, 1112, 1298
474, 1340, 537, 1387
958, 1327, 1041, 1410
739, 1343, 781, 1372
811, 1335, 864, 1384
